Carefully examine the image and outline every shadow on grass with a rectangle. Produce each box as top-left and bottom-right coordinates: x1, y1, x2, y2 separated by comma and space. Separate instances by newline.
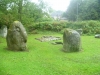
60, 47, 83, 53
3, 47, 29, 53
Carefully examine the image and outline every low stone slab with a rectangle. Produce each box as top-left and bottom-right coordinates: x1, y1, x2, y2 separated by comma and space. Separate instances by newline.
35, 36, 61, 42
51, 42, 63, 45
95, 34, 100, 38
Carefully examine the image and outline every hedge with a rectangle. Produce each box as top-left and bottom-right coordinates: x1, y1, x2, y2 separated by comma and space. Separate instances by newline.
27, 20, 100, 35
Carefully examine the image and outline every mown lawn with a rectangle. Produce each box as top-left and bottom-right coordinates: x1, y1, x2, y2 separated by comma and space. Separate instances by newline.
0, 32, 100, 75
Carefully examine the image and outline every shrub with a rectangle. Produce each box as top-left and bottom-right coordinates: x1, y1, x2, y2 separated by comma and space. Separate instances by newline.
27, 20, 100, 35
0, 13, 14, 27
27, 21, 66, 32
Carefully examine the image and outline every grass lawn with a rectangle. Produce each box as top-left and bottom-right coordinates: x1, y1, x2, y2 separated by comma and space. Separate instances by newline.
0, 31, 100, 75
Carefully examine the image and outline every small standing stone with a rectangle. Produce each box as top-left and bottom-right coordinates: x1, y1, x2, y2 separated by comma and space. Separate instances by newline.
76, 29, 83, 35
63, 28, 82, 52
0, 25, 7, 38
6, 21, 27, 51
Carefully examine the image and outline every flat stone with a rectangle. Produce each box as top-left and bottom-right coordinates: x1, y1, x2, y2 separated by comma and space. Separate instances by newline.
35, 36, 61, 42
95, 34, 100, 38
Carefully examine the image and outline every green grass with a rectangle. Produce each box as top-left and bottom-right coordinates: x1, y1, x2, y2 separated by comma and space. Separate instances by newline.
0, 32, 100, 75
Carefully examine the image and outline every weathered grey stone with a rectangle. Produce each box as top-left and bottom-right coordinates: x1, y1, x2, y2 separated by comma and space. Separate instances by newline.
63, 28, 82, 52
0, 25, 7, 38
95, 34, 100, 38
6, 21, 27, 51
76, 29, 83, 35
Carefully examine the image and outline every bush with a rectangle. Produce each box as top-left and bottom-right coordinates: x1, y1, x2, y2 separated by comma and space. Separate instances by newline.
65, 20, 100, 35
27, 21, 66, 32
0, 13, 14, 27
27, 20, 100, 35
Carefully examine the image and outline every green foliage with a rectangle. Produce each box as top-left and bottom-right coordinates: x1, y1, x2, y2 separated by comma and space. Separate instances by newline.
28, 20, 100, 35
0, 33, 100, 75
28, 21, 67, 32
64, 0, 100, 21
0, 0, 52, 27
66, 20, 100, 34
0, 13, 14, 27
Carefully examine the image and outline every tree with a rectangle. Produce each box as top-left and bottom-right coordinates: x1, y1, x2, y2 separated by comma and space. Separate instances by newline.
64, 0, 82, 21
0, 0, 51, 27
64, 0, 100, 21
18, 0, 23, 21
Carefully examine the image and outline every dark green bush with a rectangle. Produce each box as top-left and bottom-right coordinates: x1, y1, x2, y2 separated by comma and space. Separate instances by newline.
28, 21, 66, 32
0, 13, 14, 27
27, 20, 100, 35
65, 20, 100, 35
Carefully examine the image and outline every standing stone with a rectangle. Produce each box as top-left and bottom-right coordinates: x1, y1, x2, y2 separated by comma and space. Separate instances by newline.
6, 21, 27, 51
76, 29, 83, 35
0, 25, 7, 38
63, 28, 82, 52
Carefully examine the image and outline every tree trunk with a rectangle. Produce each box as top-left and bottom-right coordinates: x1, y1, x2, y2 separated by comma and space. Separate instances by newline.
18, 0, 23, 21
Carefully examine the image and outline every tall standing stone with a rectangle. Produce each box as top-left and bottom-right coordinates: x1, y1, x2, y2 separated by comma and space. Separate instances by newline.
63, 28, 82, 52
6, 21, 27, 51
